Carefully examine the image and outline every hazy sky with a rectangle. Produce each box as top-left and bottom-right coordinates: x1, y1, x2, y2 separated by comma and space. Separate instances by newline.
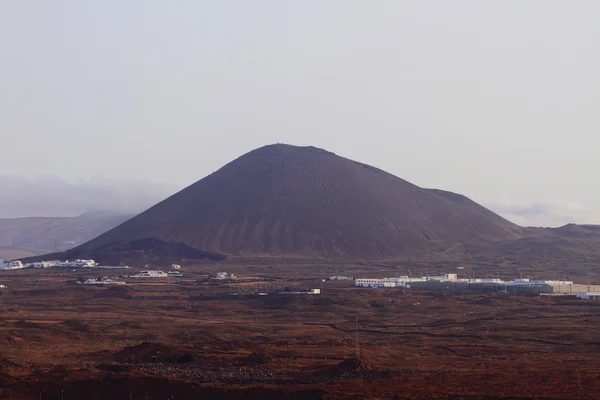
1, 1, 599, 226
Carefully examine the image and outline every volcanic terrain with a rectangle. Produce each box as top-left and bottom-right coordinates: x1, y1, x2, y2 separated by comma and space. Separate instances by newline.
32, 144, 533, 263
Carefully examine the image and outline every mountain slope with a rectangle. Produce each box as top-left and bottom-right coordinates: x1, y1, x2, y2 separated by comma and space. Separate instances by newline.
0, 214, 131, 259
46, 144, 523, 261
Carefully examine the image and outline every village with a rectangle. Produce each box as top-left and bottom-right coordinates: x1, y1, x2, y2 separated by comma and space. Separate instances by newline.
2, 255, 600, 301
0, 258, 115, 270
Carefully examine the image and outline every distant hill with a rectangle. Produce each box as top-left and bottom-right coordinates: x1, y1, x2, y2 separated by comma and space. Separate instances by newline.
470, 223, 600, 260
0, 214, 131, 260
35, 144, 530, 263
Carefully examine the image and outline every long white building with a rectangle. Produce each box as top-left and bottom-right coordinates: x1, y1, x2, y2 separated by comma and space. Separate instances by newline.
130, 270, 169, 278
354, 276, 427, 288
355, 274, 574, 289
54, 259, 97, 268
78, 278, 126, 285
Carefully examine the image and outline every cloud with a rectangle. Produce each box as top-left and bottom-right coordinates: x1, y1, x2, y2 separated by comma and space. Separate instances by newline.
0, 175, 179, 218
487, 201, 600, 228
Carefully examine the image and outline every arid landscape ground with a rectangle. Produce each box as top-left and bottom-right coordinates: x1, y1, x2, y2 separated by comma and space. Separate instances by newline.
1, 260, 600, 399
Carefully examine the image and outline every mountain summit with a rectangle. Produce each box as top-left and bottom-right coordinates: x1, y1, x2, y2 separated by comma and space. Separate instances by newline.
38, 144, 523, 261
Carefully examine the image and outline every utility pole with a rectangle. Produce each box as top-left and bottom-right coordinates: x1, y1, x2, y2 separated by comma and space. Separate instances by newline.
355, 317, 359, 360
513, 287, 516, 310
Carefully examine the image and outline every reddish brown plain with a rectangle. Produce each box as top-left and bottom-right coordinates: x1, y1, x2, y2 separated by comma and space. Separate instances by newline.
1, 262, 600, 399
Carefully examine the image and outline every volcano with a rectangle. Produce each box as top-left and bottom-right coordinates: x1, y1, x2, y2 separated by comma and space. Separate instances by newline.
34, 144, 524, 261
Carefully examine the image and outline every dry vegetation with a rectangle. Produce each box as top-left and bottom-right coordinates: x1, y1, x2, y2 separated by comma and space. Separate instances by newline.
1, 261, 600, 399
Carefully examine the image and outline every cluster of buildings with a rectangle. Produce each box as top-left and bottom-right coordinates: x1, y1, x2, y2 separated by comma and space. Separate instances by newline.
210, 272, 236, 280
354, 273, 600, 299
77, 266, 185, 286
328, 276, 354, 281
0, 259, 98, 270
78, 277, 126, 285
129, 270, 182, 278
0, 260, 25, 270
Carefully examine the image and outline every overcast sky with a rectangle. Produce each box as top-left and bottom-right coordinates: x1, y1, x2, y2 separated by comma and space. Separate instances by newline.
1, 1, 598, 226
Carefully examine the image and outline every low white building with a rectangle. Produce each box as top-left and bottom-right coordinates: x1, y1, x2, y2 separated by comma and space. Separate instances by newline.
54, 259, 96, 268
505, 279, 544, 287
78, 278, 126, 285
280, 288, 321, 295
542, 280, 574, 285
576, 292, 600, 300
0, 260, 25, 270
0, 284, 6, 289
29, 261, 55, 268
171, 264, 181, 270
355, 276, 427, 288
130, 270, 168, 278
211, 272, 236, 280
355, 278, 399, 288
456, 278, 503, 284
427, 274, 457, 281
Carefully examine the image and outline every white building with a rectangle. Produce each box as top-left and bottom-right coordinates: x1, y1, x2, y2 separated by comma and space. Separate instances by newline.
53, 259, 96, 268
130, 271, 168, 278
427, 274, 457, 281
455, 278, 503, 284
211, 272, 236, 280
355, 276, 427, 288
0, 260, 25, 270
355, 278, 399, 288
28, 261, 55, 268
171, 264, 181, 270
0, 284, 6, 289
576, 292, 600, 300
78, 278, 126, 285
541, 280, 574, 285
505, 279, 544, 287
55, 260, 79, 267
280, 288, 321, 295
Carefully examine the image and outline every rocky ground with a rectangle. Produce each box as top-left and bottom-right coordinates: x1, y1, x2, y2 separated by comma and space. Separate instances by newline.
1, 263, 600, 399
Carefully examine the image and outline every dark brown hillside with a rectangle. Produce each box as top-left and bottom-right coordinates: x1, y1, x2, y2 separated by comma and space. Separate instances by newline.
38, 144, 524, 261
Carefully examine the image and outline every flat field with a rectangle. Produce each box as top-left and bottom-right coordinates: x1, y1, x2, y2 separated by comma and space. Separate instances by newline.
1, 262, 599, 399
